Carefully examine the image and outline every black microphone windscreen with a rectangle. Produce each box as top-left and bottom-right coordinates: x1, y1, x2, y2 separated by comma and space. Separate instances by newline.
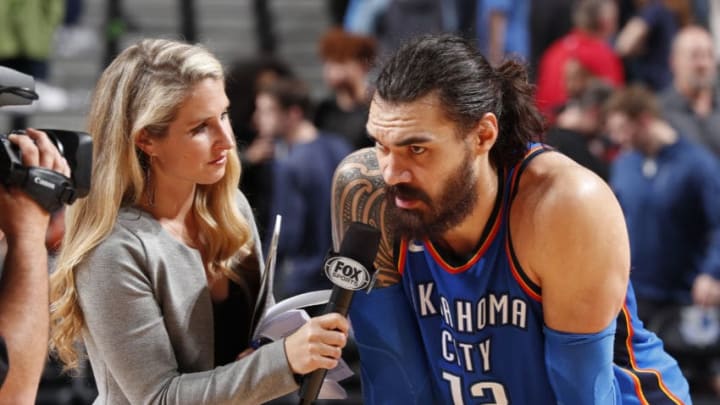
338, 222, 381, 272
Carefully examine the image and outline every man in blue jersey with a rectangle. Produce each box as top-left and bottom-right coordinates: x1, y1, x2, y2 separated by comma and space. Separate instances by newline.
254, 78, 352, 299
330, 34, 691, 404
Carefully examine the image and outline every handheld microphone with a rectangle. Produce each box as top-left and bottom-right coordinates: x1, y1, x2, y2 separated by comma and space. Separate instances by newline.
298, 222, 381, 405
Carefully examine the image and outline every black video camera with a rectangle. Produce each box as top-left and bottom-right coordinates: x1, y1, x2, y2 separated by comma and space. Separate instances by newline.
0, 130, 92, 212
0, 66, 93, 212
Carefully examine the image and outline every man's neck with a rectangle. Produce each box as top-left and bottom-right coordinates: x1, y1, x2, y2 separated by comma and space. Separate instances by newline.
676, 82, 715, 117
641, 120, 678, 156
336, 79, 367, 111
287, 121, 319, 145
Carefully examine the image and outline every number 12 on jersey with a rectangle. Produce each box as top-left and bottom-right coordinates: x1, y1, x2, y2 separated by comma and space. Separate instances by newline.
442, 371, 509, 405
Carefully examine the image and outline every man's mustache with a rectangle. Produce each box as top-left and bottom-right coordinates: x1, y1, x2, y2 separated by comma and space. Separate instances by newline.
385, 184, 432, 205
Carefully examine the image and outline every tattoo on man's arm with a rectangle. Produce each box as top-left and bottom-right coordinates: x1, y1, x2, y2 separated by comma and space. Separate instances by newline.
374, 268, 402, 287
331, 149, 400, 286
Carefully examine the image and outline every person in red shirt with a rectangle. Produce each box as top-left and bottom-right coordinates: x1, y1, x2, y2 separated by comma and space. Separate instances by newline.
535, 0, 624, 124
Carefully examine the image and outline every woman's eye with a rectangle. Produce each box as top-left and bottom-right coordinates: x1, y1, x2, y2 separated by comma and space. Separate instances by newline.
191, 124, 207, 135
409, 145, 426, 155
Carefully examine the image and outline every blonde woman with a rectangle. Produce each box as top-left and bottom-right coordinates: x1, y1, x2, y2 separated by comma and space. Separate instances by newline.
49, 39, 348, 404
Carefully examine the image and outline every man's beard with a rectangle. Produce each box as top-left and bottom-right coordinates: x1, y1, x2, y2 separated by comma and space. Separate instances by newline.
333, 79, 361, 104
384, 151, 479, 241
689, 76, 716, 93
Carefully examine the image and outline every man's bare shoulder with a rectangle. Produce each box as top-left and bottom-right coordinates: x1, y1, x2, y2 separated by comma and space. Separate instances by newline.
514, 151, 613, 215
510, 151, 624, 265
331, 148, 400, 286
512, 152, 630, 331
511, 151, 626, 254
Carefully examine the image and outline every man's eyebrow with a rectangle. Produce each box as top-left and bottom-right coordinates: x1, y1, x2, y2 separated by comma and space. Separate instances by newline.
393, 135, 434, 147
367, 130, 434, 147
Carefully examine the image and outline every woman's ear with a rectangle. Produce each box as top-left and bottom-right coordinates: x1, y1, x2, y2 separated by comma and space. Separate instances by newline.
135, 129, 155, 156
470, 112, 498, 153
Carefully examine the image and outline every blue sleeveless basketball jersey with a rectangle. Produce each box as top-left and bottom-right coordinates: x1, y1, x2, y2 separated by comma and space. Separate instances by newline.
349, 145, 691, 404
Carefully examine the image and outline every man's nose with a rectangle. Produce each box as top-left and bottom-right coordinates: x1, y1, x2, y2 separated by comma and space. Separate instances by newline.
380, 153, 411, 185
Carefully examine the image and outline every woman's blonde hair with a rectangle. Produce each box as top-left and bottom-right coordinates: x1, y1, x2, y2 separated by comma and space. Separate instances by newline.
49, 39, 252, 370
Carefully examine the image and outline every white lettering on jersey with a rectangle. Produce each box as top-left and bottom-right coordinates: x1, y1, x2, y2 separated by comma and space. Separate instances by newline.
418, 283, 437, 316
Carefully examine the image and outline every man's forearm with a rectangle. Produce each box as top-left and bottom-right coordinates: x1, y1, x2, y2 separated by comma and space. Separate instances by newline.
0, 235, 49, 403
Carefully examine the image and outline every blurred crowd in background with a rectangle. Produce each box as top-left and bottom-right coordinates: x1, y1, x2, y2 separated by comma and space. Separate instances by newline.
1, 0, 720, 403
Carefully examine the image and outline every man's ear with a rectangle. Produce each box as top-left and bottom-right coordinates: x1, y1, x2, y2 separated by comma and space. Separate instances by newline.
469, 112, 499, 154
135, 129, 155, 156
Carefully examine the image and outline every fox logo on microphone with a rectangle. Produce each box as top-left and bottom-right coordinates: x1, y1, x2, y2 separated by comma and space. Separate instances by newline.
324, 256, 371, 290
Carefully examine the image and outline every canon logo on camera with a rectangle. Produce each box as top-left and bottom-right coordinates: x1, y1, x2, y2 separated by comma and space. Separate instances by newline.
33, 176, 56, 190
323, 256, 371, 291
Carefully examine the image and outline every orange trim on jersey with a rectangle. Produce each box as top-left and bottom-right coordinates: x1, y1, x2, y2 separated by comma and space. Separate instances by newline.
425, 207, 504, 274
525, 144, 548, 157
618, 367, 651, 405
397, 239, 408, 275
507, 155, 524, 192
501, 145, 548, 302
508, 145, 546, 195
620, 304, 686, 405
504, 238, 542, 302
